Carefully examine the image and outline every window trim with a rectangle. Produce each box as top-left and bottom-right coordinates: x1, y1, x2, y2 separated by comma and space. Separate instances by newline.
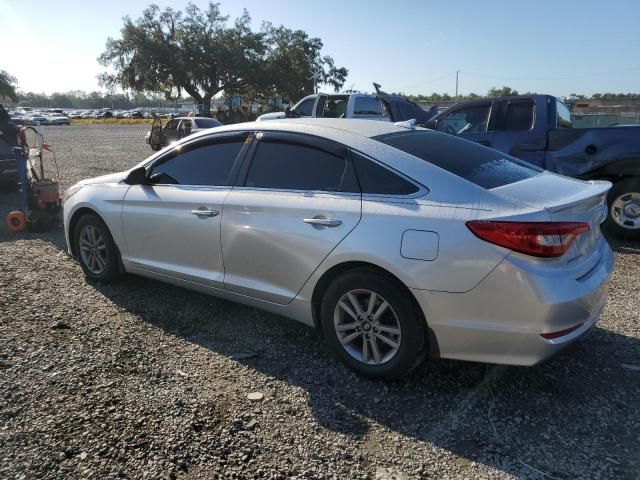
144, 131, 251, 187
236, 131, 359, 195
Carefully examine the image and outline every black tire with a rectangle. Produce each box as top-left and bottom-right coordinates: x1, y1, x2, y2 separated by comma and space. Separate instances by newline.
320, 268, 426, 380
74, 214, 120, 283
603, 177, 640, 241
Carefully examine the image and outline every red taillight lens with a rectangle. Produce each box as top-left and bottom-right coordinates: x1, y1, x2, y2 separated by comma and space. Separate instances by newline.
466, 221, 590, 258
541, 323, 583, 339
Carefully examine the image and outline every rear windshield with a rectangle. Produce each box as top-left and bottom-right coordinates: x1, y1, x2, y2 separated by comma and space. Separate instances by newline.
374, 130, 541, 189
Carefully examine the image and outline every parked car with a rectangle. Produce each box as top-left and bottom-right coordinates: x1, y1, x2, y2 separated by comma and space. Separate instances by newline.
257, 86, 436, 125
63, 119, 613, 379
27, 113, 48, 125
144, 116, 223, 150
47, 114, 70, 125
426, 95, 640, 239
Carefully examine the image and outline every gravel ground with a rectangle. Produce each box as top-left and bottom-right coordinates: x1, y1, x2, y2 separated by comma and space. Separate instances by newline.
1, 125, 639, 479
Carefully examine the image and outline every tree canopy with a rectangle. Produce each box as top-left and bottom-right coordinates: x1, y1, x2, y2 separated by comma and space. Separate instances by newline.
99, 2, 347, 114
0, 70, 17, 102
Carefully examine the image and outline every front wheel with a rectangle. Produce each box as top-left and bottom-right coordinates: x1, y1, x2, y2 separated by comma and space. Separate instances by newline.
320, 269, 426, 380
74, 214, 121, 283
603, 177, 640, 241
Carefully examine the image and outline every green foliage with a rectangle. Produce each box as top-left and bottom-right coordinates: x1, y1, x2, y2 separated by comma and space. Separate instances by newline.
98, 2, 347, 113
487, 86, 519, 97
14, 90, 186, 109
0, 70, 17, 102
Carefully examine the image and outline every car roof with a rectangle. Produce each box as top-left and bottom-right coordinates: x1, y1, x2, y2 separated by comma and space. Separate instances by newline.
195, 118, 409, 138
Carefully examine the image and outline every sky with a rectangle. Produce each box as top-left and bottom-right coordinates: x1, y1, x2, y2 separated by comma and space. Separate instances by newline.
1, 0, 639, 98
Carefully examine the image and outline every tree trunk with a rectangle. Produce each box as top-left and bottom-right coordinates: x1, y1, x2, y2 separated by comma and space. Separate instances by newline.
201, 94, 212, 116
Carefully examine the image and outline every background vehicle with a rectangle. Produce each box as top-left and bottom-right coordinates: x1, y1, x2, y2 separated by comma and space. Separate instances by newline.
257, 86, 436, 125
47, 114, 70, 125
426, 95, 640, 239
145, 116, 222, 150
64, 119, 613, 379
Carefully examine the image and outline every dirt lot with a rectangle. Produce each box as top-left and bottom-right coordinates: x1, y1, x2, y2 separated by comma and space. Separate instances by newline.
1, 125, 639, 479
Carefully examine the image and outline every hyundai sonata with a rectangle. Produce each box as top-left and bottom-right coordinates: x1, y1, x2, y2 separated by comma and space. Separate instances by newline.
64, 119, 614, 379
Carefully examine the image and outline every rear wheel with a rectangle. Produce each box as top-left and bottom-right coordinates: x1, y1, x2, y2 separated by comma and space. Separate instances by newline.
74, 214, 120, 282
320, 268, 426, 380
604, 177, 640, 240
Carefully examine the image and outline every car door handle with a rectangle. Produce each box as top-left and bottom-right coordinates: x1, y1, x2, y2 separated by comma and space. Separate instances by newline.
477, 140, 491, 147
304, 218, 342, 227
191, 208, 219, 217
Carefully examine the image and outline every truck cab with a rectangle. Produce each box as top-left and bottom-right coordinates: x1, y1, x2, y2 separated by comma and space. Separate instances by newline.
427, 94, 640, 239
257, 93, 389, 122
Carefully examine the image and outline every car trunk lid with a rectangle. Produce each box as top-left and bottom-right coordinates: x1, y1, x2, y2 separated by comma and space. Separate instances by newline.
491, 172, 610, 263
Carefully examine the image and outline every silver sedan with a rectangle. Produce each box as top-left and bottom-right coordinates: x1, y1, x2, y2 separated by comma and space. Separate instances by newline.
63, 119, 614, 379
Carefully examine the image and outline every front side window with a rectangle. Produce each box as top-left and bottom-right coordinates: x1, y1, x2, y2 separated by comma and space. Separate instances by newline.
436, 104, 491, 134
353, 97, 382, 116
556, 101, 573, 129
164, 119, 179, 131
321, 96, 349, 118
503, 101, 534, 131
293, 98, 315, 117
245, 140, 353, 192
149, 138, 245, 186
375, 130, 541, 189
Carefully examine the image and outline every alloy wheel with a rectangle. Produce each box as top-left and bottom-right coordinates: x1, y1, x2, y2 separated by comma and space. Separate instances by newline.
333, 289, 402, 365
78, 224, 108, 275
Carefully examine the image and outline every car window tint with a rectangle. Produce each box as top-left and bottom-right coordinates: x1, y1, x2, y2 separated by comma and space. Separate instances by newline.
245, 141, 350, 192
150, 139, 244, 186
436, 104, 491, 134
352, 153, 418, 195
354, 97, 382, 116
195, 118, 222, 128
375, 130, 541, 189
503, 101, 534, 131
294, 98, 315, 117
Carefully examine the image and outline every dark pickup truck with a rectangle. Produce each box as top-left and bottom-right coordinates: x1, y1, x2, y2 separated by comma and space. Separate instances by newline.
426, 95, 640, 239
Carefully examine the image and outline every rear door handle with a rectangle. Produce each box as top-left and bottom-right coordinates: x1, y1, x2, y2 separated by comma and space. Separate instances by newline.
304, 218, 342, 227
477, 140, 491, 147
191, 208, 219, 217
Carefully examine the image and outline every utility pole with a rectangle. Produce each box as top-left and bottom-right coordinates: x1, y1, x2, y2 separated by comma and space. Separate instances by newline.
455, 70, 459, 99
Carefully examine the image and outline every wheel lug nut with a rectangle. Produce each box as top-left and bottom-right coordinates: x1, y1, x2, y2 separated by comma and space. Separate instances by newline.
365, 333, 371, 339
357, 327, 361, 332
373, 327, 378, 333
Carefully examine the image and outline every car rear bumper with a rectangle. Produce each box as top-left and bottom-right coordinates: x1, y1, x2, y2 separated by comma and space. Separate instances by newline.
412, 235, 614, 366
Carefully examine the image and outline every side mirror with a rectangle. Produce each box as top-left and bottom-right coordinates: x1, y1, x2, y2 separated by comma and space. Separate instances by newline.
424, 119, 437, 130
125, 166, 148, 185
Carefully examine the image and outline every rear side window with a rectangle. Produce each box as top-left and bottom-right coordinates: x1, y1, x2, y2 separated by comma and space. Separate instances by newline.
245, 141, 354, 192
503, 101, 534, 131
375, 131, 541, 189
352, 153, 418, 195
150, 139, 244, 186
354, 97, 382, 116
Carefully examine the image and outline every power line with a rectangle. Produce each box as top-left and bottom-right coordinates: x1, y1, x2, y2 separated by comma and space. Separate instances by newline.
461, 66, 640, 82
398, 71, 458, 91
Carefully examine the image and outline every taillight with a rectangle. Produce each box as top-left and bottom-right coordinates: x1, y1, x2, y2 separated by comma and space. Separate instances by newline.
540, 323, 583, 339
466, 221, 590, 258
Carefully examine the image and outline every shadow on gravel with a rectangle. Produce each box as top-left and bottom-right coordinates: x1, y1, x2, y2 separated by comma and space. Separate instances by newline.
92, 273, 640, 480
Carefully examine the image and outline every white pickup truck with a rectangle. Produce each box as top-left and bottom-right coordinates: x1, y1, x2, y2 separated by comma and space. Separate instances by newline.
257, 86, 437, 124
257, 93, 388, 121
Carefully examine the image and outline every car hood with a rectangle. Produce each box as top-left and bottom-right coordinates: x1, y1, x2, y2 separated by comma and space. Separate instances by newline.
374, 84, 438, 125
78, 172, 127, 186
